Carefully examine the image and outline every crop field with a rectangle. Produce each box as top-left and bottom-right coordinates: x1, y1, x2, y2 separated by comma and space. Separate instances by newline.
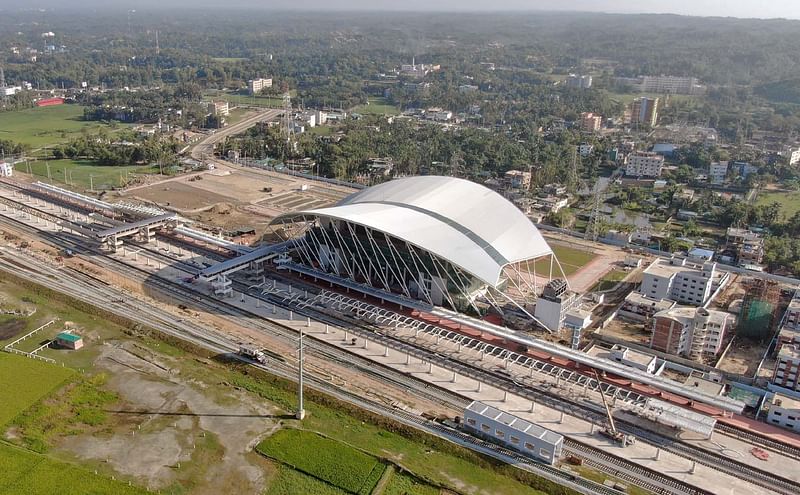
265, 465, 348, 495
0, 353, 74, 427
257, 429, 384, 494
352, 97, 400, 115
383, 471, 439, 495
14, 159, 155, 191
0, 105, 112, 149
0, 443, 147, 495
757, 190, 800, 219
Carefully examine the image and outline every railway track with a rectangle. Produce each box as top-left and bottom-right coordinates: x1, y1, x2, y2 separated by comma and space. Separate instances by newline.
0, 184, 796, 494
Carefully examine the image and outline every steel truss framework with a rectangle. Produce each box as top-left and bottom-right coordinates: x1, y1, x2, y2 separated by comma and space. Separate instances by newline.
270, 213, 568, 328
261, 284, 716, 436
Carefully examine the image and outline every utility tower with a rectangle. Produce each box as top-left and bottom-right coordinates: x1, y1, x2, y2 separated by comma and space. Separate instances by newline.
0, 66, 8, 107
282, 92, 294, 142
585, 186, 602, 242
296, 326, 306, 420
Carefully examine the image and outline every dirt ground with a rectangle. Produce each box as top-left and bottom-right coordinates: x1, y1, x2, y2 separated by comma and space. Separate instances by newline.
111, 164, 355, 233
60, 341, 280, 494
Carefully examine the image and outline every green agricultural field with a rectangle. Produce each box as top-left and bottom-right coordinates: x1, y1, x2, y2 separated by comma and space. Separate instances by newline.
0, 353, 74, 427
0, 105, 112, 149
14, 159, 156, 191
257, 429, 383, 494
383, 471, 439, 495
352, 97, 400, 116
265, 465, 348, 495
0, 443, 147, 495
756, 190, 800, 219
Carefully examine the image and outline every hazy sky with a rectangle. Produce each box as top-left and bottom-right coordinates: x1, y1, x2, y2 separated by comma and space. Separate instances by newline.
0, 0, 798, 19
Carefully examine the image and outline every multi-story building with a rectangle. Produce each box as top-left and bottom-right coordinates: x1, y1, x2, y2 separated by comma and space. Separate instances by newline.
651, 306, 728, 361
726, 227, 765, 265
640, 258, 722, 306
565, 74, 593, 89
580, 112, 602, 132
630, 97, 659, 127
626, 151, 664, 177
206, 101, 229, 116
618, 292, 677, 322
616, 75, 704, 95
782, 145, 800, 166
767, 393, 800, 433
773, 344, 800, 392
248, 77, 273, 95
503, 170, 531, 190
577, 143, 594, 158
534, 279, 581, 332
709, 161, 729, 185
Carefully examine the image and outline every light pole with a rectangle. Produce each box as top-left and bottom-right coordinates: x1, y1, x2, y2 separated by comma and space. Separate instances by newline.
296, 326, 305, 420
89, 175, 94, 192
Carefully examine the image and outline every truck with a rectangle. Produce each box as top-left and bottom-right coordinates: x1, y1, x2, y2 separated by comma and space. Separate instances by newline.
238, 344, 267, 364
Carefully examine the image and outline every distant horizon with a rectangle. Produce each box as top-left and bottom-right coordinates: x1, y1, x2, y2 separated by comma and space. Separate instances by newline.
0, 1, 798, 21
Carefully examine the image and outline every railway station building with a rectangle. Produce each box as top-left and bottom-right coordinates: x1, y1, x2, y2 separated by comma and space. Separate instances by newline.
269, 176, 566, 328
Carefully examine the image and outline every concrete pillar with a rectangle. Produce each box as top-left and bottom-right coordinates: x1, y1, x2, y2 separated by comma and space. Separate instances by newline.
288, 284, 292, 294
480, 350, 485, 360
324, 324, 329, 334
654, 448, 661, 460
477, 382, 482, 392
427, 362, 432, 373
363, 339, 368, 349
558, 411, 564, 424
241, 293, 246, 303
502, 391, 507, 402
383, 346, 389, 357
344, 330, 348, 341
256, 299, 260, 308
590, 424, 595, 434
289, 311, 293, 321
529, 401, 535, 413
272, 304, 277, 314
451, 372, 457, 383
689, 461, 696, 474
405, 354, 411, 365
306, 317, 311, 327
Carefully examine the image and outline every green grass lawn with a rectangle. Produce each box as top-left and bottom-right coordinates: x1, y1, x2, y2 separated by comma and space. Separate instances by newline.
352, 97, 400, 116
0, 105, 115, 149
756, 190, 800, 219
591, 269, 628, 292
257, 429, 383, 494
527, 243, 597, 277
0, 442, 147, 495
14, 159, 156, 191
0, 353, 74, 427
308, 125, 334, 136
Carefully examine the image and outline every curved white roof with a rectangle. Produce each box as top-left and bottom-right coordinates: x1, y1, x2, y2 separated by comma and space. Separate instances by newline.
273, 176, 553, 286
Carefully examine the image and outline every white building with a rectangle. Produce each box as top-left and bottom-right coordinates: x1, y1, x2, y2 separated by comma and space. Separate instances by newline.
0, 161, 12, 177
651, 306, 729, 361
577, 143, 594, 158
626, 152, 664, 178
784, 145, 800, 166
206, 100, 229, 116
463, 401, 564, 464
767, 393, 800, 433
609, 345, 658, 374
248, 77, 273, 95
565, 74, 593, 89
617, 75, 704, 95
534, 279, 581, 332
709, 161, 729, 185
640, 258, 720, 306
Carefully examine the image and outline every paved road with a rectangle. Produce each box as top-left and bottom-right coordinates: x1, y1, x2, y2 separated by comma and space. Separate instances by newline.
190, 108, 282, 163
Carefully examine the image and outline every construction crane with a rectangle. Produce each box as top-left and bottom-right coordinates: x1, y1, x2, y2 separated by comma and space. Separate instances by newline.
592, 370, 636, 447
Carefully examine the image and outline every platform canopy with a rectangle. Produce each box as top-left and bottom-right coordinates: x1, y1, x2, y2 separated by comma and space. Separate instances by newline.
273, 176, 553, 287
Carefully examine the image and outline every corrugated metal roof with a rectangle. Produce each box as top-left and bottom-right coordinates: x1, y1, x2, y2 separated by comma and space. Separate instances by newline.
56, 332, 81, 342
